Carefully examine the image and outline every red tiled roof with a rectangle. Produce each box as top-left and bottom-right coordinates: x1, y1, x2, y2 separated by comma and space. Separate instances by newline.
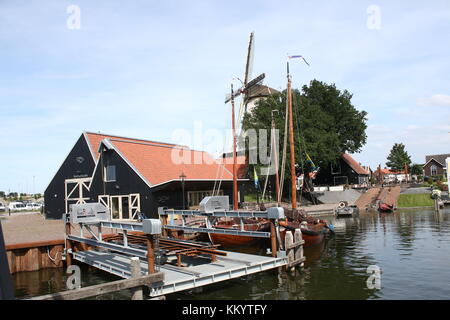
107, 138, 234, 186
84, 132, 179, 161
341, 153, 369, 175
378, 168, 405, 175
217, 155, 248, 179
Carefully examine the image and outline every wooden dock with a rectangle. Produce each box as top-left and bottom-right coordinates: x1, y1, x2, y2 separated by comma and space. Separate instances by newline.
72, 249, 288, 297
25, 202, 305, 300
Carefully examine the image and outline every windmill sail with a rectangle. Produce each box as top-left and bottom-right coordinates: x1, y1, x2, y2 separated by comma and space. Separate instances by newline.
237, 32, 255, 132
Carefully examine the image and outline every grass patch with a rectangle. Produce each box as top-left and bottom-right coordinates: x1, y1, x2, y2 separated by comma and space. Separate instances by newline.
397, 193, 434, 208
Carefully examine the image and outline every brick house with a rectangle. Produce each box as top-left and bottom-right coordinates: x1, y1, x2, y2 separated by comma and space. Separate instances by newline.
423, 154, 449, 177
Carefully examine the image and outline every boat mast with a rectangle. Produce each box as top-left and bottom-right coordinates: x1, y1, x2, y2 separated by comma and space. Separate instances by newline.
287, 61, 297, 209
231, 83, 239, 210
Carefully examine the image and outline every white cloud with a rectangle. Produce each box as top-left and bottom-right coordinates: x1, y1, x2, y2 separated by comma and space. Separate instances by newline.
417, 94, 450, 107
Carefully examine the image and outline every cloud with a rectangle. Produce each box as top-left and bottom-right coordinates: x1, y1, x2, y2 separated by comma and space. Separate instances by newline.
417, 94, 450, 107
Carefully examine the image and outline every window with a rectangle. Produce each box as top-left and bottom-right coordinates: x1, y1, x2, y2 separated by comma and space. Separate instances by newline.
104, 165, 116, 182
430, 164, 438, 176
188, 190, 223, 207
331, 162, 341, 175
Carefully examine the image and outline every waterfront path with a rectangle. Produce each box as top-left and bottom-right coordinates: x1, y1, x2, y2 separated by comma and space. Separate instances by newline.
1, 213, 65, 245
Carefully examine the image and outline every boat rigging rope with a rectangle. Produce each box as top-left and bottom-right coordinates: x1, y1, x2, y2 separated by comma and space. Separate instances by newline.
292, 91, 306, 204
278, 92, 289, 203
213, 136, 228, 196
261, 127, 274, 201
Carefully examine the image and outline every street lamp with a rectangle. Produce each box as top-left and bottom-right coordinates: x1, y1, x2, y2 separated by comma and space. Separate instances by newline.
179, 172, 186, 209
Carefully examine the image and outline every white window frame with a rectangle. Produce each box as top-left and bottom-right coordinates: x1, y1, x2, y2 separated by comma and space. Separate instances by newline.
430, 164, 438, 176
99, 194, 141, 221
104, 164, 117, 182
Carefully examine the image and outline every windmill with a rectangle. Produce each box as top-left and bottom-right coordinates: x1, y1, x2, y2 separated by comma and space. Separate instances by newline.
224, 32, 266, 209
225, 32, 265, 130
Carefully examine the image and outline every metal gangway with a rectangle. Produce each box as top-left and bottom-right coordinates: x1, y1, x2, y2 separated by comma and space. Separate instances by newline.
64, 197, 304, 298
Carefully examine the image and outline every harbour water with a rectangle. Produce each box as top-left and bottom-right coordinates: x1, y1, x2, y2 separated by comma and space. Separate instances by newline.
12, 208, 450, 300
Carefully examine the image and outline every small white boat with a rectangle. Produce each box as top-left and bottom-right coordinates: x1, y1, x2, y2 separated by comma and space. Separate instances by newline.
335, 202, 360, 217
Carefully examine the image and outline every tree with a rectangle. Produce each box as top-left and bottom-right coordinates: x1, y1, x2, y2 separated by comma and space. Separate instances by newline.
241, 79, 368, 196
386, 143, 411, 172
410, 163, 423, 176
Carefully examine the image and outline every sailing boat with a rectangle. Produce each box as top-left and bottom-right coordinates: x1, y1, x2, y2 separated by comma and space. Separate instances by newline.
208, 79, 271, 247
277, 55, 333, 247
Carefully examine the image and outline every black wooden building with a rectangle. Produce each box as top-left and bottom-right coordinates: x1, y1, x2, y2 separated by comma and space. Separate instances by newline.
314, 153, 369, 186
44, 132, 245, 220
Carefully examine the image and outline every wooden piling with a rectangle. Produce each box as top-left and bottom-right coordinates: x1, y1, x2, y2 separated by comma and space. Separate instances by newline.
65, 219, 72, 267
270, 220, 277, 258
161, 216, 168, 237
284, 229, 305, 271
285, 231, 295, 272
294, 229, 304, 268
130, 257, 143, 300
146, 235, 155, 274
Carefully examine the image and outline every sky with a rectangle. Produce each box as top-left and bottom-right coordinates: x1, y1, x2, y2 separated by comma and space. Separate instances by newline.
1, 0, 450, 194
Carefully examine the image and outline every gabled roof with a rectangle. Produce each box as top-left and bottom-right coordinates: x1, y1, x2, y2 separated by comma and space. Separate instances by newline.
83, 131, 180, 162
101, 138, 235, 188
341, 153, 369, 175
425, 154, 450, 167
423, 157, 447, 168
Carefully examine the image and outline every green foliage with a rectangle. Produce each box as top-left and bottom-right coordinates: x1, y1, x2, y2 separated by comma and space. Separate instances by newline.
241, 80, 367, 191
410, 163, 423, 176
386, 143, 411, 172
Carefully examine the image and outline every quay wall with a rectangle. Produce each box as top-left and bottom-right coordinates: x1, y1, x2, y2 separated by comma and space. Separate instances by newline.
6, 240, 65, 273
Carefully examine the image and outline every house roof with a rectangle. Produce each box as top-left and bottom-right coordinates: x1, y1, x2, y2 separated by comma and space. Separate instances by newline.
103, 138, 235, 187
424, 154, 450, 167
341, 153, 369, 175
377, 168, 405, 175
83, 131, 180, 162
217, 155, 248, 179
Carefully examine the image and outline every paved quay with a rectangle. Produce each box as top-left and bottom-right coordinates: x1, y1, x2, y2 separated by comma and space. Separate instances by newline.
0, 213, 114, 246
1, 213, 65, 245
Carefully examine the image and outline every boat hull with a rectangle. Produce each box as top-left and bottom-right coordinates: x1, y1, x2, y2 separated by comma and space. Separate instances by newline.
378, 202, 394, 213
280, 221, 329, 247
208, 220, 270, 248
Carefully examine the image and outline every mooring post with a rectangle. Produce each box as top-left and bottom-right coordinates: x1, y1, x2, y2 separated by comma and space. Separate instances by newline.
130, 257, 143, 300
285, 231, 294, 272
65, 214, 72, 267
270, 220, 277, 258
161, 216, 168, 237
294, 228, 304, 268
146, 235, 155, 274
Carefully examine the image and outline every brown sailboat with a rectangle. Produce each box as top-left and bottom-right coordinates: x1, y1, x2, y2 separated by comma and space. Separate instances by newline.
276, 55, 332, 247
